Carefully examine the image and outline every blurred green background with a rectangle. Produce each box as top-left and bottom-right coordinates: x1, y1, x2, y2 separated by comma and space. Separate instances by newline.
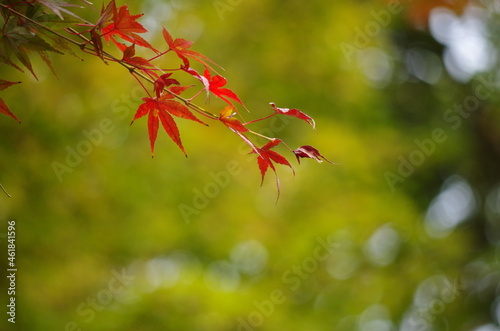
1, 0, 500, 330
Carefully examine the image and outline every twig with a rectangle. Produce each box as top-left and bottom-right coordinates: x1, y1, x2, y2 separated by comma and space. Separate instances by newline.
1, 184, 11, 198
0, 3, 86, 48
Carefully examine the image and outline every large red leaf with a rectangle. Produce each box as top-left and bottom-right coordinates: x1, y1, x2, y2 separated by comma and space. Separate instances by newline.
131, 97, 206, 157
101, 4, 157, 52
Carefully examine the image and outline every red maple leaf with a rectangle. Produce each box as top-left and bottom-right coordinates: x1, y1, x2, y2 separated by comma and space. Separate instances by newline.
162, 28, 218, 70
252, 139, 294, 199
219, 106, 248, 132
121, 44, 154, 70
0, 80, 21, 123
269, 102, 315, 128
293, 145, 336, 164
101, 4, 157, 52
131, 95, 207, 157
154, 73, 180, 98
202, 69, 245, 109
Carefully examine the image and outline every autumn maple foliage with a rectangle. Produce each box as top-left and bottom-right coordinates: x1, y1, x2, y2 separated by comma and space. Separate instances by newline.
0, 0, 335, 197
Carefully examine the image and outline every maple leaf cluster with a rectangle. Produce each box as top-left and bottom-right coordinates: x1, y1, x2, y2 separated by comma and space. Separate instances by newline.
0, 0, 336, 197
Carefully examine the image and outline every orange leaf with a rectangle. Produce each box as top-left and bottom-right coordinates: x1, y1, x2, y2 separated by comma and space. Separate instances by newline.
219, 106, 248, 132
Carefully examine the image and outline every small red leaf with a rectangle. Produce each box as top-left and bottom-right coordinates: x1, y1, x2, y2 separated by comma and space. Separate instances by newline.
251, 139, 294, 200
293, 145, 336, 164
90, 28, 105, 60
163, 27, 220, 70
154, 73, 180, 98
270, 102, 315, 129
122, 44, 154, 68
203, 69, 246, 109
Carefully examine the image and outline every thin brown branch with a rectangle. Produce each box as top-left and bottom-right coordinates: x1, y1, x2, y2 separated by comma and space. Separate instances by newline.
1, 2, 220, 120
0, 3, 85, 48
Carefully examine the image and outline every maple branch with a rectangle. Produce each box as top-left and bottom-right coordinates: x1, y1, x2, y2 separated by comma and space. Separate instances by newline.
1, 4, 219, 121
0, 3, 85, 48
67, 28, 218, 118
60, 27, 220, 120
1, 184, 11, 198
0, 0, 333, 200
130, 68, 219, 119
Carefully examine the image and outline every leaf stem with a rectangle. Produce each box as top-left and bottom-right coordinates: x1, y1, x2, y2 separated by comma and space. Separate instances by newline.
248, 130, 275, 141
243, 113, 276, 126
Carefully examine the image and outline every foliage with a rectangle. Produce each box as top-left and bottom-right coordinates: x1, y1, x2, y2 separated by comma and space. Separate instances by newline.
1, 0, 500, 331
0, 0, 332, 196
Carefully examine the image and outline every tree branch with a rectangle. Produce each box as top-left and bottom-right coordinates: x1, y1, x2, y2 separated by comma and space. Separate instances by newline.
1, 184, 11, 198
